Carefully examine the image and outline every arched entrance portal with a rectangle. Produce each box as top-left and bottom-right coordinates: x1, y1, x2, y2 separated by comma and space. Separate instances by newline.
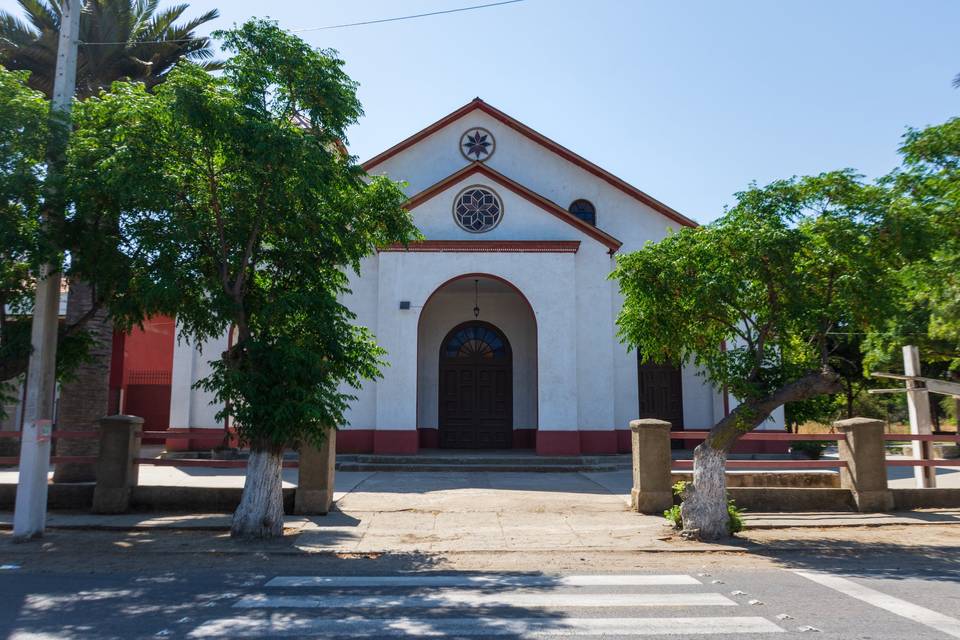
438, 321, 513, 448
417, 274, 537, 449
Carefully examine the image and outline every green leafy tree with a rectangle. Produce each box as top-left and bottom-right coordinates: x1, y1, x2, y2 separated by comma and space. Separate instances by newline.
613, 171, 900, 539
0, 67, 48, 407
866, 118, 960, 373
68, 20, 419, 538
0, 66, 91, 413
0, 0, 219, 480
865, 117, 960, 428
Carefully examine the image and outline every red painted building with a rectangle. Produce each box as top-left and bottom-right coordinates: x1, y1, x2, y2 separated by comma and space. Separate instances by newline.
109, 316, 175, 444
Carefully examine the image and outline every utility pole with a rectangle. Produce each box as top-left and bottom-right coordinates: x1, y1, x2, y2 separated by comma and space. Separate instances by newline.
13, 0, 82, 541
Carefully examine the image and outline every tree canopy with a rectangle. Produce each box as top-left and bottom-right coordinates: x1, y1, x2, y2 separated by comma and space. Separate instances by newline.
615, 171, 899, 443
67, 19, 420, 536
0, 67, 49, 387
864, 118, 960, 377
613, 170, 905, 539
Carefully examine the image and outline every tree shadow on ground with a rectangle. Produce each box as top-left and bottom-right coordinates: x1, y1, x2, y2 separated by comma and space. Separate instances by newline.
731, 533, 960, 582
0, 529, 588, 639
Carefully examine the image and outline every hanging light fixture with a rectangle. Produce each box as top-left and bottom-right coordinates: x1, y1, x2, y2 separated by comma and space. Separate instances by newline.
473, 279, 480, 318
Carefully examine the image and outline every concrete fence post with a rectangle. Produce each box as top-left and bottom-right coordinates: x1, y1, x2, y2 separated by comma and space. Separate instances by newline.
834, 417, 894, 512
92, 415, 143, 514
295, 429, 336, 515
630, 419, 674, 514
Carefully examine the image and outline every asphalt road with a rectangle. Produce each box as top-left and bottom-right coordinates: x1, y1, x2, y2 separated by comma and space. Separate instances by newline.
0, 546, 958, 639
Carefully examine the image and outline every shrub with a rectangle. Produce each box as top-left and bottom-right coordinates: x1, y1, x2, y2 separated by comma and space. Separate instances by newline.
663, 480, 745, 535
791, 440, 828, 460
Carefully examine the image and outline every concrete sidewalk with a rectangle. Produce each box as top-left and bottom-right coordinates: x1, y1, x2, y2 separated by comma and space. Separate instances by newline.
0, 469, 687, 552
3, 467, 960, 555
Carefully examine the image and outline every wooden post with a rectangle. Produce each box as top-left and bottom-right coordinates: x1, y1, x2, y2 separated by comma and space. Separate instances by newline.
903, 346, 936, 488
295, 430, 336, 515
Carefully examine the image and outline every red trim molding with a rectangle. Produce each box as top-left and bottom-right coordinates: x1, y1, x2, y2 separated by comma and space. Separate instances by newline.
402, 162, 622, 253
362, 98, 697, 229
381, 240, 580, 254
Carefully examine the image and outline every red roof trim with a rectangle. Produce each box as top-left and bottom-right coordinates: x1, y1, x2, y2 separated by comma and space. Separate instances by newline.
362, 98, 698, 229
403, 162, 622, 253
380, 240, 581, 254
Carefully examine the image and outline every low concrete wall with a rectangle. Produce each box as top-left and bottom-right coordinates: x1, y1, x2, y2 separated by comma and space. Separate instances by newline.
130, 486, 296, 513
893, 488, 960, 509
0, 484, 297, 513
0, 483, 94, 511
727, 488, 856, 512
671, 472, 839, 489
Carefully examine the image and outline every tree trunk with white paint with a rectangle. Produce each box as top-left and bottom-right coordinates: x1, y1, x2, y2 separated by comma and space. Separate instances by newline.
231, 447, 285, 539
680, 368, 843, 541
679, 444, 730, 540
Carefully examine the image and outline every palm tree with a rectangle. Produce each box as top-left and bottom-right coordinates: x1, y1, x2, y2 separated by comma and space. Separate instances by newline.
0, 0, 220, 98
0, 0, 220, 482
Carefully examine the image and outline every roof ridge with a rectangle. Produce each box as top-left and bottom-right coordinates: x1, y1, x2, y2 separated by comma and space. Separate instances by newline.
362, 99, 697, 229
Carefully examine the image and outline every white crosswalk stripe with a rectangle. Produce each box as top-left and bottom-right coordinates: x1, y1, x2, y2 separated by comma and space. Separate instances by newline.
266, 574, 702, 588
233, 591, 738, 609
189, 573, 787, 638
189, 615, 785, 637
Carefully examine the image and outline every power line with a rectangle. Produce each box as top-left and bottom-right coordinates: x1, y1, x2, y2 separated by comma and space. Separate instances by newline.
294, 0, 526, 32
79, 0, 527, 45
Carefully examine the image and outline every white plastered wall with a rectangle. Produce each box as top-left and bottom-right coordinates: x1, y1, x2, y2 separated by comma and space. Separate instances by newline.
168, 327, 228, 429
368, 107, 780, 432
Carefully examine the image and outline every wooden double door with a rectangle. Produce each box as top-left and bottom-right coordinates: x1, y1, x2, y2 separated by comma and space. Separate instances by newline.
438, 321, 513, 449
638, 356, 684, 433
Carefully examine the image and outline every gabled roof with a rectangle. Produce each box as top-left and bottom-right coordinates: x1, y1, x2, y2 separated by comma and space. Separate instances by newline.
363, 98, 698, 229
403, 162, 623, 253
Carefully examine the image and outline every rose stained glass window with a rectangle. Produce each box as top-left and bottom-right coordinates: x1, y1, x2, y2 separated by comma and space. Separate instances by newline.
460, 127, 495, 161
453, 186, 503, 233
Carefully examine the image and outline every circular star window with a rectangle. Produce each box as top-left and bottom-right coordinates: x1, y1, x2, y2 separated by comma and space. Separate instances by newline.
460, 127, 495, 162
453, 185, 504, 233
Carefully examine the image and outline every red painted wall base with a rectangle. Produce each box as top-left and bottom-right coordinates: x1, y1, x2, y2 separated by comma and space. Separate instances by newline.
337, 429, 375, 454
418, 428, 439, 449
512, 428, 536, 449
536, 430, 579, 455
580, 430, 618, 454
373, 430, 419, 455
616, 430, 631, 454
337, 429, 421, 454
165, 428, 228, 452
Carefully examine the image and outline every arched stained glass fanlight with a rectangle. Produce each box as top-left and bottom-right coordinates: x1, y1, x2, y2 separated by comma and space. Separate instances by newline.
443, 323, 509, 360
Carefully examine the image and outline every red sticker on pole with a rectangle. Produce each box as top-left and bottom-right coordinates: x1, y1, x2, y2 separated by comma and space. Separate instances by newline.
33, 420, 53, 443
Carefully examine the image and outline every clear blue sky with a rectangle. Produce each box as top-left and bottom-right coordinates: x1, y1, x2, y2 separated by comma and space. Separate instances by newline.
3, 0, 957, 223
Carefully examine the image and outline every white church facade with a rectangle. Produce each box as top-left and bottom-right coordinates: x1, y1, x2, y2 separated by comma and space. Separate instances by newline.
169, 99, 785, 455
